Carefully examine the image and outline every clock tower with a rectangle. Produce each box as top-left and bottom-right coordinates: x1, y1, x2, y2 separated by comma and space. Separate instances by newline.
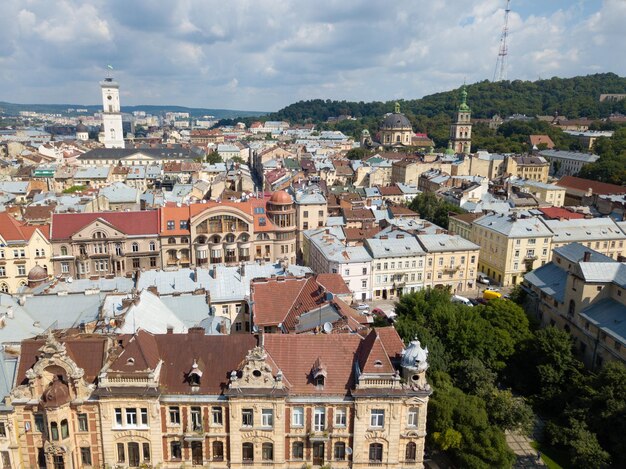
449, 85, 472, 154
100, 74, 125, 148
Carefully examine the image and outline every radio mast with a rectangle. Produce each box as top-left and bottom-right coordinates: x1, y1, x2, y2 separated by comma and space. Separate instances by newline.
493, 0, 511, 82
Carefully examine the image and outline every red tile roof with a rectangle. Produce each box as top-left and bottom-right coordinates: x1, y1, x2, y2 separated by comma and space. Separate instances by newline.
0, 212, 49, 241
529, 134, 555, 149
50, 211, 159, 239
556, 176, 626, 196
538, 207, 585, 220
252, 274, 352, 329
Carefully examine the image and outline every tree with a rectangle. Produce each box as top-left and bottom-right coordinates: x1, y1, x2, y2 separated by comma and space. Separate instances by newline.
230, 155, 246, 165
345, 147, 369, 160
408, 192, 464, 229
485, 389, 534, 434
206, 150, 223, 164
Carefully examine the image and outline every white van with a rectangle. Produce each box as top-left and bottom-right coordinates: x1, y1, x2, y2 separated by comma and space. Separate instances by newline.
451, 294, 473, 307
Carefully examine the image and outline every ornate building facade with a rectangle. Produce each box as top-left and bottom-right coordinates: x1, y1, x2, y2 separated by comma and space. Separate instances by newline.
4, 328, 431, 469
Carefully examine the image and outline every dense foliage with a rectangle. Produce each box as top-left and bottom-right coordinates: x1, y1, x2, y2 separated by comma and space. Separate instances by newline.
578, 126, 626, 185
408, 192, 464, 229
394, 288, 626, 468
268, 74, 626, 124
206, 149, 223, 164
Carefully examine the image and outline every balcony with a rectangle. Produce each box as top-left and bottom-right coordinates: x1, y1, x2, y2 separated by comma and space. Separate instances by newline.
225, 256, 237, 264
308, 430, 330, 441
184, 422, 205, 441
239, 256, 250, 262
443, 265, 460, 273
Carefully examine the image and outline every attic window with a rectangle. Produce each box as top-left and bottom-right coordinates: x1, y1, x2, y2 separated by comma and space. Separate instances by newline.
188, 359, 203, 386
314, 375, 325, 389
252, 370, 262, 378
374, 360, 383, 367
126, 358, 135, 366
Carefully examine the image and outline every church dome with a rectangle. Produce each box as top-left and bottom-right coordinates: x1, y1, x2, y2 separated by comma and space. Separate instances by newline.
401, 339, 429, 372
382, 113, 412, 130
28, 265, 48, 282
75, 122, 88, 133
269, 190, 293, 205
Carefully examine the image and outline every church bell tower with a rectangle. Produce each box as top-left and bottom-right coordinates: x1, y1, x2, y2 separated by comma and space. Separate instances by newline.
449, 85, 472, 154
100, 71, 125, 149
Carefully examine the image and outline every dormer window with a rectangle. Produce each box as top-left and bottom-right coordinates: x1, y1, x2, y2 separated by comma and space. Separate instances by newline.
311, 357, 327, 390
126, 358, 135, 366
374, 360, 383, 368
314, 375, 325, 389
188, 359, 203, 386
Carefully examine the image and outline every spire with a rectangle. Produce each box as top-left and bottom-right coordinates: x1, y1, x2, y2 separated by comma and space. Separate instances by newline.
394, 102, 401, 114
458, 85, 470, 112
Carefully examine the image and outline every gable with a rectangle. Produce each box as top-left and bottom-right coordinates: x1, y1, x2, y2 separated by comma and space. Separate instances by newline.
71, 218, 126, 240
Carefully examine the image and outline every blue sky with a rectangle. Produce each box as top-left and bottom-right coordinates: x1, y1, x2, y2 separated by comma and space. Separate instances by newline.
0, 0, 622, 111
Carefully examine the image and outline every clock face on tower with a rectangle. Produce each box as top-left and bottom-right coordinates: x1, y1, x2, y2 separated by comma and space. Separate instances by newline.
107, 95, 112, 100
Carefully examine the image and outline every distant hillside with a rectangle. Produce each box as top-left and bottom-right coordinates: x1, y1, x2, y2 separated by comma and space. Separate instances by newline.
266, 73, 626, 123
0, 102, 266, 120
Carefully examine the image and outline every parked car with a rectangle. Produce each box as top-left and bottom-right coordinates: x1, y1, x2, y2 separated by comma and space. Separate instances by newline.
477, 273, 491, 285
451, 294, 473, 307
483, 290, 502, 300
356, 303, 369, 310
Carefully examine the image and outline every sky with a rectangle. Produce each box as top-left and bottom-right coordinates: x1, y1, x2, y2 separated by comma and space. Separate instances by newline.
0, 0, 624, 112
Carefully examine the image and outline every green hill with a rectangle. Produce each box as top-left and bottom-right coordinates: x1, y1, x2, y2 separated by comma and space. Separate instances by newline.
268, 73, 626, 123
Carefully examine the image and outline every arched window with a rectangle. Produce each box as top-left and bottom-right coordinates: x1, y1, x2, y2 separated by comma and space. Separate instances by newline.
92, 231, 105, 239
239, 233, 249, 243
61, 419, 69, 439
242, 443, 254, 462
115, 243, 122, 256
168, 237, 176, 244
334, 442, 346, 460
292, 442, 304, 460
262, 443, 273, 461
60, 245, 68, 256
181, 237, 189, 244
568, 300, 575, 317
132, 242, 139, 252
149, 241, 156, 252
369, 443, 383, 462
0, 283, 9, 293
212, 441, 224, 461
50, 421, 59, 440
225, 234, 235, 243
405, 442, 416, 461
396, 135, 401, 142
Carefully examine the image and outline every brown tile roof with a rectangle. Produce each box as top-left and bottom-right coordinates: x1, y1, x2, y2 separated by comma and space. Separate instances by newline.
556, 175, 626, 196
155, 332, 256, 394
378, 185, 403, 196
388, 205, 419, 218
343, 207, 375, 221
449, 212, 483, 224
376, 327, 405, 363
108, 330, 160, 373
264, 334, 362, 395
356, 329, 395, 374
343, 226, 382, 242
22, 205, 55, 222
315, 273, 351, 295
17, 335, 109, 385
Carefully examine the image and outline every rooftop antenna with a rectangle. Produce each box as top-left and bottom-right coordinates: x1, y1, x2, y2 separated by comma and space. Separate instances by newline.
493, 0, 511, 82
106, 64, 114, 80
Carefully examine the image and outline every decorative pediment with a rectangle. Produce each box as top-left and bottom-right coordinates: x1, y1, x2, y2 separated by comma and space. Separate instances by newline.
229, 346, 282, 390
364, 430, 389, 442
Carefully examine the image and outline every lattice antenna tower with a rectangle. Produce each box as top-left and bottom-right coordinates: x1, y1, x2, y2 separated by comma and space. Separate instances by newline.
493, 0, 511, 82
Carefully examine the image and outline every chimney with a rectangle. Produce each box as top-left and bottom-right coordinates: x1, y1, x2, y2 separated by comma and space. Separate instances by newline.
147, 285, 159, 297
193, 267, 198, 282
188, 326, 205, 335
583, 251, 591, 262
239, 262, 246, 277
211, 266, 217, 279
166, 326, 174, 334
121, 298, 134, 309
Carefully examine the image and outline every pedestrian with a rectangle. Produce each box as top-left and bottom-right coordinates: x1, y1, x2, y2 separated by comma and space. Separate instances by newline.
536, 451, 541, 462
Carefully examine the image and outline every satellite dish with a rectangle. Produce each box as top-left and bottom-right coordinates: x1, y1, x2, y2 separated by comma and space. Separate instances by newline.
252, 325, 259, 333
66, 276, 73, 283
322, 322, 333, 334
346, 447, 353, 456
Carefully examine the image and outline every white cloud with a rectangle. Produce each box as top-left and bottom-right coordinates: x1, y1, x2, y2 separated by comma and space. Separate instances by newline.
0, 0, 623, 110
